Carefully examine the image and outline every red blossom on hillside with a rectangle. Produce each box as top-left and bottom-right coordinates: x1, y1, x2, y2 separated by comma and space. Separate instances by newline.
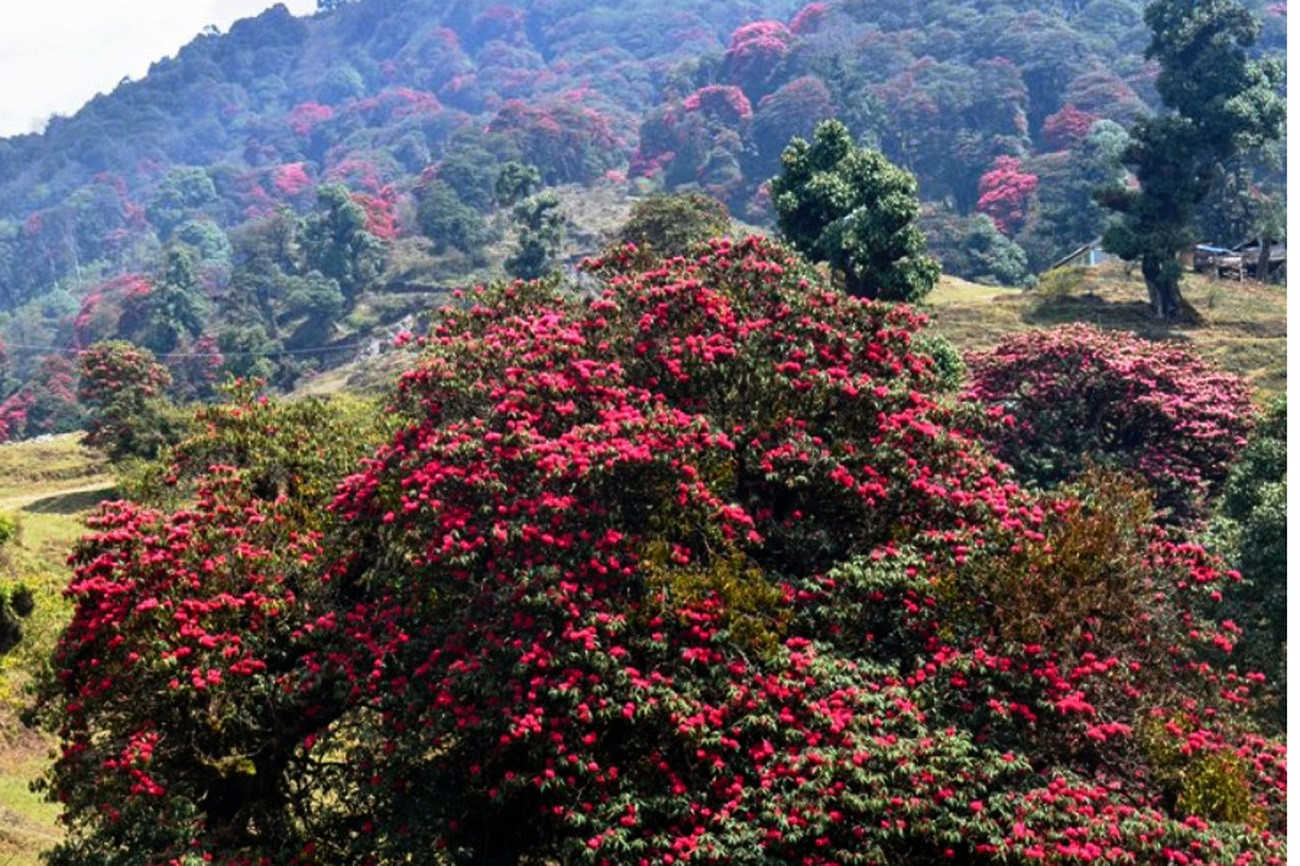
724, 20, 793, 100
683, 85, 754, 125
350, 188, 401, 241
965, 324, 1256, 521
976, 155, 1039, 235
33, 242, 1285, 864
1042, 104, 1100, 150
790, 3, 829, 34
271, 162, 315, 199
287, 101, 334, 136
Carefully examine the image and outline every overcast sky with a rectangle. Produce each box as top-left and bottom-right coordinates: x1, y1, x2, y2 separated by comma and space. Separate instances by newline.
0, 0, 317, 137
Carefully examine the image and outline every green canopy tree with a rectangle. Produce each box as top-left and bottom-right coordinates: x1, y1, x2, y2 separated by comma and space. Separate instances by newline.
134, 246, 208, 356
1101, 0, 1284, 318
494, 161, 542, 209
771, 119, 939, 302
301, 184, 385, 305
504, 191, 565, 281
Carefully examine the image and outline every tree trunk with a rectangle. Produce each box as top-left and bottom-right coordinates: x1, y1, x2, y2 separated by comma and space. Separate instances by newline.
1141, 252, 1183, 319
1257, 238, 1273, 282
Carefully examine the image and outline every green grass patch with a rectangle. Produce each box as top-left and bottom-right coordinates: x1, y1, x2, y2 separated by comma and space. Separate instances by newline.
924, 263, 1286, 400
0, 738, 62, 866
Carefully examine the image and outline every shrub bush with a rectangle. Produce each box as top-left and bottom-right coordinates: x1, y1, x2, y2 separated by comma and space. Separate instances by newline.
965, 324, 1255, 522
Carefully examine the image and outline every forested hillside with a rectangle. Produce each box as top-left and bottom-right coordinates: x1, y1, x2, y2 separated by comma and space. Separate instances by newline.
0, 0, 1284, 440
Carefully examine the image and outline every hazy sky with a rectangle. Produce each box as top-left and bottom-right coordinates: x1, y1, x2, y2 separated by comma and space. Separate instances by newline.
0, 0, 317, 137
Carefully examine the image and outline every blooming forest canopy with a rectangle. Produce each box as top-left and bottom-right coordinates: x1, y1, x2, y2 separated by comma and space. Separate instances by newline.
36, 238, 1283, 865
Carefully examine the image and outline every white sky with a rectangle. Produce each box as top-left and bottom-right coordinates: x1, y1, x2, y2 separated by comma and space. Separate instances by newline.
0, 0, 317, 137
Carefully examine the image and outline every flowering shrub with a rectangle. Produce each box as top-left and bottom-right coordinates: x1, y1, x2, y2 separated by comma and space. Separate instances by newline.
37, 242, 1285, 864
34, 385, 387, 864
965, 325, 1256, 522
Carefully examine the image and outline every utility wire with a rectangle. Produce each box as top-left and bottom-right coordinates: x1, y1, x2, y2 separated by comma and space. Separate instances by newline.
0, 341, 372, 360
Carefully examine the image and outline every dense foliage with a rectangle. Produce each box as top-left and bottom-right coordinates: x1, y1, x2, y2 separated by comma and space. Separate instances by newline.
614, 192, 733, 260
0, 0, 1284, 410
771, 120, 939, 301
77, 341, 185, 462
0, 0, 1285, 429
964, 325, 1256, 523
35, 239, 1285, 864
1207, 396, 1286, 720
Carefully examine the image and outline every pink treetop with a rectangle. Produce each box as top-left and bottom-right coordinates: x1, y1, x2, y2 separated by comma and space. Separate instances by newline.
790, 3, 829, 34
287, 102, 334, 136
1042, 104, 1099, 151
729, 19, 792, 49
271, 162, 314, 199
976, 155, 1039, 235
683, 85, 754, 125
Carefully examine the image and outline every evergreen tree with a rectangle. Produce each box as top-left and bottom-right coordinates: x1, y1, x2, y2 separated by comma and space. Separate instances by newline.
301, 184, 385, 305
138, 246, 208, 355
1101, 0, 1284, 318
505, 191, 565, 281
771, 120, 940, 302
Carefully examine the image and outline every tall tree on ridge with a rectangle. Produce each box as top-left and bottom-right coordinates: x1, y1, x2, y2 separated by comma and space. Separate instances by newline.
1101, 0, 1284, 319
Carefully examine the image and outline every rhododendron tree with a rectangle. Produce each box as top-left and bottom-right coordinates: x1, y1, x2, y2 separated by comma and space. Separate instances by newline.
1042, 103, 1100, 151
723, 20, 792, 101
287, 101, 335, 137
77, 341, 181, 461
487, 98, 624, 185
34, 384, 387, 863
36, 238, 1285, 865
682, 85, 753, 127
965, 325, 1256, 522
0, 354, 84, 442
751, 76, 834, 177
976, 155, 1039, 235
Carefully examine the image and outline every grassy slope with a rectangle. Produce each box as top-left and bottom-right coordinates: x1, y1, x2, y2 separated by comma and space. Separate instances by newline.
925, 264, 1287, 400
0, 264, 1285, 864
0, 435, 115, 864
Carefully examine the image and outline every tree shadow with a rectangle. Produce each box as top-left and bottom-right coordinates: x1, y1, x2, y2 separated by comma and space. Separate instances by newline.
1022, 292, 1205, 339
22, 487, 119, 515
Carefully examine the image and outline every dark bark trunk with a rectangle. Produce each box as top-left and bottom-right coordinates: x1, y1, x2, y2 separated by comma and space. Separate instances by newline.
1141, 252, 1183, 319
1257, 238, 1273, 282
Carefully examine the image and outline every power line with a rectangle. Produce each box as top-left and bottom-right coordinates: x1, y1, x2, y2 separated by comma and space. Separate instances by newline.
0, 341, 372, 360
